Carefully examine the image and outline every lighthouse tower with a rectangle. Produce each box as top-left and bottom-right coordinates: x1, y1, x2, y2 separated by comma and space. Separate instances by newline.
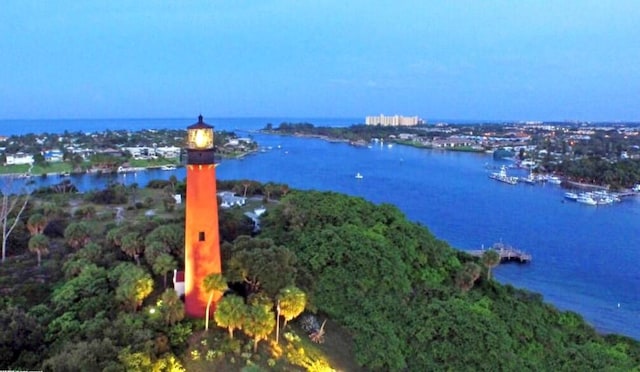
184, 115, 222, 317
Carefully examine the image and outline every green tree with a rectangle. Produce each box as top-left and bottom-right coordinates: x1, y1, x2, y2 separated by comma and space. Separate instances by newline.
121, 232, 143, 265
226, 237, 297, 298
144, 224, 184, 260
0, 305, 44, 369
277, 286, 306, 329
28, 233, 49, 267
33, 153, 46, 167
152, 253, 177, 289
158, 289, 185, 326
115, 264, 154, 312
456, 262, 482, 292
242, 302, 275, 353
64, 221, 91, 249
202, 273, 227, 331
26, 213, 47, 235
214, 294, 246, 339
482, 249, 501, 280
42, 338, 120, 372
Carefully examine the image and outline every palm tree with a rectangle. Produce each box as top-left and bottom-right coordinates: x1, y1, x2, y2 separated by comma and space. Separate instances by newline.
121, 232, 143, 265
202, 273, 227, 331
456, 262, 482, 292
242, 181, 251, 197
263, 184, 275, 203
277, 286, 306, 329
26, 213, 47, 236
243, 302, 275, 353
64, 222, 91, 249
482, 249, 501, 280
168, 175, 178, 194
105, 226, 123, 247
152, 253, 177, 289
28, 233, 49, 267
42, 202, 64, 220
115, 267, 154, 312
214, 295, 246, 338
159, 289, 184, 326
129, 182, 139, 206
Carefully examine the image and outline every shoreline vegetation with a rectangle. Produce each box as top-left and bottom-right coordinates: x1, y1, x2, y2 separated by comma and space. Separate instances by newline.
263, 121, 640, 191
1, 179, 639, 370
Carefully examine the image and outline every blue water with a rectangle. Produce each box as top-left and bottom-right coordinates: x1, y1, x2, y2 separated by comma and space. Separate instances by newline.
2, 118, 639, 340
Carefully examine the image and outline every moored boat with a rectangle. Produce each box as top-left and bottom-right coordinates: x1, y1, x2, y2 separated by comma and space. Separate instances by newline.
489, 165, 518, 185
564, 192, 579, 201
547, 176, 562, 184
576, 194, 597, 206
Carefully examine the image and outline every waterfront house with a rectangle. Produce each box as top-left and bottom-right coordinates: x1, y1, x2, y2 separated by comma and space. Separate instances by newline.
5, 152, 34, 165
43, 149, 64, 162
218, 191, 246, 208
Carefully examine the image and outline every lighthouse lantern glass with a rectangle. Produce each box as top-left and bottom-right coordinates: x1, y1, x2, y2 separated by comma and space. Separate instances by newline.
188, 128, 214, 149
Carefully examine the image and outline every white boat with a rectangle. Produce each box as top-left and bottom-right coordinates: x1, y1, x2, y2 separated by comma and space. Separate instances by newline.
489, 165, 518, 185
564, 192, 579, 201
576, 194, 597, 206
520, 172, 537, 185
355, 172, 363, 179
160, 165, 176, 171
547, 176, 562, 184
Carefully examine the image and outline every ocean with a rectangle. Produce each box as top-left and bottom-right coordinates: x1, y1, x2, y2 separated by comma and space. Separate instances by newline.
2, 117, 639, 340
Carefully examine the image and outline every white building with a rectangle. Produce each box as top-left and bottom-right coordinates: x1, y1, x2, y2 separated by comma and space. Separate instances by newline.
5, 152, 34, 165
365, 114, 423, 126
122, 146, 181, 159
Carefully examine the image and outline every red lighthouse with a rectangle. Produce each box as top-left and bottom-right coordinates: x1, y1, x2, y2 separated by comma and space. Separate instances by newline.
184, 115, 222, 317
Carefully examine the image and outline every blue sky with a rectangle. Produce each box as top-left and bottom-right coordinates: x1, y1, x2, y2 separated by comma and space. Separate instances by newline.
1, 1, 639, 121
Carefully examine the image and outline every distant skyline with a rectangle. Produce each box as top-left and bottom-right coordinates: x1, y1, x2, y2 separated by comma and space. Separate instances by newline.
1, 1, 639, 122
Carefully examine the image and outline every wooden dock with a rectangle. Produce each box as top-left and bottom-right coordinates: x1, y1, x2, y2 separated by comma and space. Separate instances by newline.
465, 243, 532, 263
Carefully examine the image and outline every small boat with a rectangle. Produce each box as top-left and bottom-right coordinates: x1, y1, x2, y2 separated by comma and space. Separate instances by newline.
547, 176, 562, 184
160, 165, 176, 171
520, 172, 537, 185
564, 192, 579, 201
355, 172, 363, 179
576, 194, 597, 206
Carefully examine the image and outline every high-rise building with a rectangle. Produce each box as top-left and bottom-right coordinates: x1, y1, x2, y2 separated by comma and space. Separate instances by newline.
365, 114, 423, 126
184, 115, 222, 317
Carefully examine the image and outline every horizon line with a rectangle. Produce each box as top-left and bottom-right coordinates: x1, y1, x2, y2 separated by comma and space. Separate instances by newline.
1, 116, 640, 124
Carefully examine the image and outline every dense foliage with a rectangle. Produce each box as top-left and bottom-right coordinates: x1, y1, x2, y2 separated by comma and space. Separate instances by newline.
1, 179, 640, 371
550, 157, 640, 189
261, 190, 640, 370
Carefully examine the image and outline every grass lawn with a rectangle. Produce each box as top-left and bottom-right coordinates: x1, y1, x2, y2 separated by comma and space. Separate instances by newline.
127, 158, 181, 168
0, 162, 73, 175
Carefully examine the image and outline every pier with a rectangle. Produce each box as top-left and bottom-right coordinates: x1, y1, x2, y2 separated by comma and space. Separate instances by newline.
466, 243, 532, 263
